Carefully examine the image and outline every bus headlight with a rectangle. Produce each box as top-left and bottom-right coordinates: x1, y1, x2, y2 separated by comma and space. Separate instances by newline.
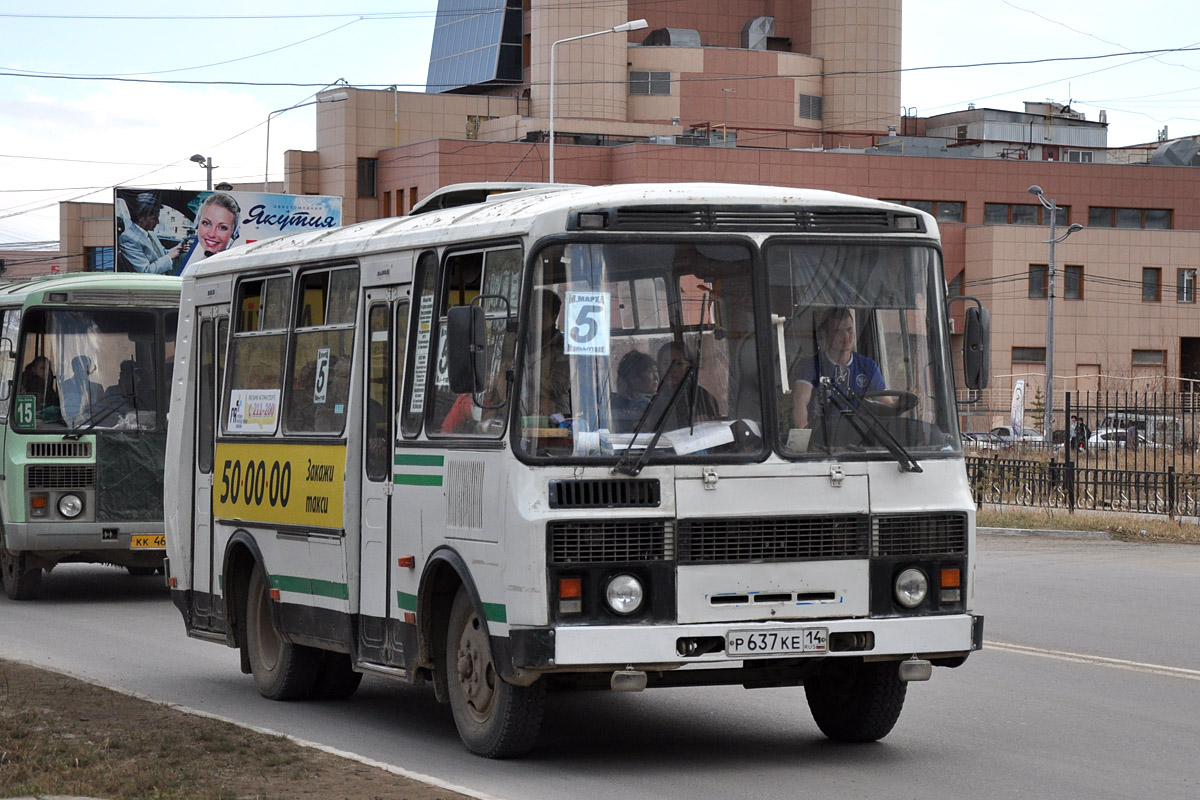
58, 493, 84, 519
894, 568, 928, 608
604, 574, 644, 615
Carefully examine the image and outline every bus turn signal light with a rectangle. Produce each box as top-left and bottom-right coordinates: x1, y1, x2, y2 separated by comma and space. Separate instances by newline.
940, 568, 961, 588
558, 576, 582, 614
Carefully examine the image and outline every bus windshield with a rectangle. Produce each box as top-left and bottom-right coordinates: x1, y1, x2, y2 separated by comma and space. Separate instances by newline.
14, 307, 174, 433
517, 240, 763, 461
767, 241, 959, 459
515, 238, 959, 464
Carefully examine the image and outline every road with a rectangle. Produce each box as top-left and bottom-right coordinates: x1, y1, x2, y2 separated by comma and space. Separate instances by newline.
2, 533, 1198, 800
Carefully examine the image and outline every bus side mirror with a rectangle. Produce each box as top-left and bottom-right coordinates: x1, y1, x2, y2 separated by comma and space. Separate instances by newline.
447, 304, 485, 394
963, 305, 990, 391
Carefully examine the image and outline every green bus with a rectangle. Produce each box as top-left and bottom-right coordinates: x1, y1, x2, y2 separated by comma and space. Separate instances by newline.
0, 273, 181, 599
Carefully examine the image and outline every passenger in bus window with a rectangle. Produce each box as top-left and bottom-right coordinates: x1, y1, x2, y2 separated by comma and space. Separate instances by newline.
791, 307, 884, 429
524, 288, 571, 421
612, 350, 657, 431
59, 355, 105, 427
20, 356, 61, 422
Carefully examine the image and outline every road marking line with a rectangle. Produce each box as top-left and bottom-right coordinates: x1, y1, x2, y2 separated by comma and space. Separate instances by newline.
987, 641, 1200, 681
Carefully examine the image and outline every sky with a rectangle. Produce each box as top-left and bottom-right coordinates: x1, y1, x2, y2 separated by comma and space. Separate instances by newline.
1, 0, 1198, 246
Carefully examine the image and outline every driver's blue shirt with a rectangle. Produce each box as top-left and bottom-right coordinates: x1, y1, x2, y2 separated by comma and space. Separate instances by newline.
794, 351, 885, 409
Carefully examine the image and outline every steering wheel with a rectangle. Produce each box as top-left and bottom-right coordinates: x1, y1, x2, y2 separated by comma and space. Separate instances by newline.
860, 389, 918, 416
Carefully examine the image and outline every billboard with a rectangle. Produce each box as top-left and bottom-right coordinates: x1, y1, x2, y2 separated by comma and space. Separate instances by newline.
113, 187, 342, 276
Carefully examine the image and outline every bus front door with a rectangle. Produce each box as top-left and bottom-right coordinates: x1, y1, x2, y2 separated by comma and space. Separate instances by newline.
192, 310, 227, 630
358, 291, 408, 667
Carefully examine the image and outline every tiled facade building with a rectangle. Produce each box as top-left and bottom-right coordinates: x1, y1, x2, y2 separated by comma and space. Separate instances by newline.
60, 0, 1200, 424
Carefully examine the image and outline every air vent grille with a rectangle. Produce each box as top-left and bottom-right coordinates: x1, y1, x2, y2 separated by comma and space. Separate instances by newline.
28, 441, 92, 459
678, 515, 870, 564
596, 206, 918, 234
549, 518, 673, 564
874, 514, 968, 556
549, 479, 660, 509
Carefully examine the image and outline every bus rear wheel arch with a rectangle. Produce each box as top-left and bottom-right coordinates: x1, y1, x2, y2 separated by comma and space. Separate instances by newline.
245, 562, 320, 700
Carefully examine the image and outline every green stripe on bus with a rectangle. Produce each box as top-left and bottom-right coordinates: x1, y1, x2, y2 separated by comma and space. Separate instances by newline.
270, 574, 349, 601
394, 473, 443, 486
395, 591, 505, 623
394, 454, 445, 467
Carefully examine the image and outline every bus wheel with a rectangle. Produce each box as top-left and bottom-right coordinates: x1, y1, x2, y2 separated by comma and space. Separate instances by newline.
804, 660, 907, 743
1, 547, 42, 601
309, 651, 363, 700
245, 564, 319, 700
446, 587, 545, 758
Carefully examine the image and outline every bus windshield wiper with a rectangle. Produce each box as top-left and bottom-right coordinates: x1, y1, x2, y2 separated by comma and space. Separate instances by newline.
63, 393, 136, 440
819, 377, 922, 473
611, 358, 696, 477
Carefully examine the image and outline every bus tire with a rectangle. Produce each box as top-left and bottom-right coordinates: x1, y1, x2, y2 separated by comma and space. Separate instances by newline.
446, 586, 545, 758
1, 547, 42, 601
245, 564, 319, 700
804, 660, 907, 743
309, 651, 363, 701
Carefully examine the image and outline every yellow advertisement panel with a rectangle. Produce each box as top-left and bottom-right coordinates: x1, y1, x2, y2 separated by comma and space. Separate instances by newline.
214, 442, 346, 528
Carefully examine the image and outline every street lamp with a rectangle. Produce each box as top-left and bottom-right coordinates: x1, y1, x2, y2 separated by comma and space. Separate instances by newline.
264, 90, 350, 191
1028, 184, 1084, 444
549, 18, 648, 183
189, 154, 214, 190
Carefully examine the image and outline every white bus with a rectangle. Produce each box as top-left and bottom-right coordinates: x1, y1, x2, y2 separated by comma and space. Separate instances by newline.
165, 183, 988, 757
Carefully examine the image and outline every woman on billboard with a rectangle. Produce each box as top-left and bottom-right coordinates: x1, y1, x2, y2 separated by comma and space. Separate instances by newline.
180, 192, 240, 276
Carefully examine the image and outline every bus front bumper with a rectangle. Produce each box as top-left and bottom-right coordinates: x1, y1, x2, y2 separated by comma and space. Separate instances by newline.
540, 613, 983, 669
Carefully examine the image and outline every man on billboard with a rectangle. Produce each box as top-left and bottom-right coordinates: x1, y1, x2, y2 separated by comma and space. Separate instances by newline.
119, 192, 186, 274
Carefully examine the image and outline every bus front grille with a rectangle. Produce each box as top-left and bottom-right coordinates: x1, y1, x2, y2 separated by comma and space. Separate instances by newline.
27, 464, 95, 490
549, 519, 673, 564
27, 441, 92, 459
873, 514, 968, 556
548, 478, 660, 509
678, 515, 870, 564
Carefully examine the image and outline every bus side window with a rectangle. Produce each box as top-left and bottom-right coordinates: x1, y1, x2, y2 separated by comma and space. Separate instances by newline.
401, 252, 438, 438
198, 318, 215, 473
365, 301, 398, 481
285, 266, 359, 435
224, 275, 291, 434
0, 308, 19, 412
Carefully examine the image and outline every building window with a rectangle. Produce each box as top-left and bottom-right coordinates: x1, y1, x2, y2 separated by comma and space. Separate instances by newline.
887, 199, 964, 223
1064, 265, 1083, 300
1029, 264, 1048, 298
357, 158, 378, 198
629, 70, 671, 95
985, 202, 1068, 226
86, 246, 114, 272
1065, 150, 1093, 163
1013, 347, 1046, 363
1132, 349, 1166, 366
1089, 207, 1173, 229
797, 94, 823, 120
1178, 269, 1196, 303
1142, 267, 1161, 302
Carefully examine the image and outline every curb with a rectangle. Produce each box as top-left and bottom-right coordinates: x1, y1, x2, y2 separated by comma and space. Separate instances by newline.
979, 526, 1111, 540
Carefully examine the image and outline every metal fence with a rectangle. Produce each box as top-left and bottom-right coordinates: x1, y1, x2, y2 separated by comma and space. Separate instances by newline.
964, 391, 1200, 518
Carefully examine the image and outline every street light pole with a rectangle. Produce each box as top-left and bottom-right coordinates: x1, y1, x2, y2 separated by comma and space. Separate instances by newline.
549, 18, 647, 183
1028, 185, 1084, 444
189, 154, 213, 189
264, 90, 350, 191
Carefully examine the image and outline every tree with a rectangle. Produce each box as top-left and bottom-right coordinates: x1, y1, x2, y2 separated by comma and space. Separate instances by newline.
1030, 387, 1046, 433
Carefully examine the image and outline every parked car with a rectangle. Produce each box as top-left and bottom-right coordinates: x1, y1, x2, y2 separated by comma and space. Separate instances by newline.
1086, 427, 1154, 450
990, 425, 1043, 444
964, 431, 1010, 451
